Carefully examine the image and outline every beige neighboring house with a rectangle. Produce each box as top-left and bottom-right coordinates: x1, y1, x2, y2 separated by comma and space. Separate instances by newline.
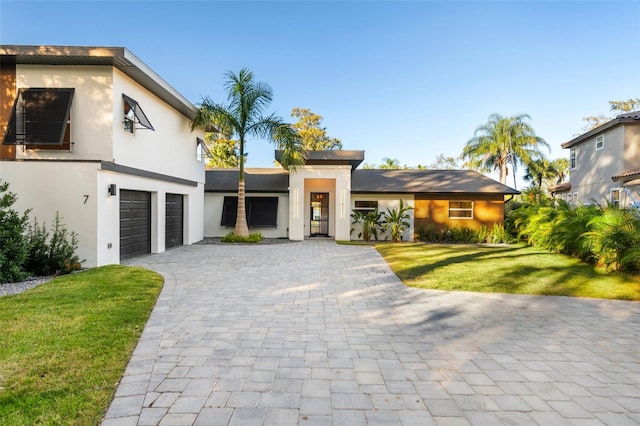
549, 111, 640, 207
0, 45, 206, 267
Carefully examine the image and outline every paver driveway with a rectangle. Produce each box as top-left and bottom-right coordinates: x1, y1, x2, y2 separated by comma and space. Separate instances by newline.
103, 241, 640, 425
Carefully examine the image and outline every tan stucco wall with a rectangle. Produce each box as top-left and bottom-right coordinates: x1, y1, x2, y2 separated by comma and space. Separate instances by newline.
569, 126, 625, 204
624, 123, 640, 171
414, 193, 505, 231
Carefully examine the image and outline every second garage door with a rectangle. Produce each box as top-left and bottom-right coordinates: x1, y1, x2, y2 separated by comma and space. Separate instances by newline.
120, 190, 151, 261
165, 193, 183, 249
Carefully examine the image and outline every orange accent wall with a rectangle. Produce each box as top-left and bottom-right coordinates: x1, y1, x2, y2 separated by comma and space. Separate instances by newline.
1, 61, 16, 159
414, 193, 505, 231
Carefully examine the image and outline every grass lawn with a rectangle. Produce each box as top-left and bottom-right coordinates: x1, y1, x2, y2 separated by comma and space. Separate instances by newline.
376, 243, 640, 301
0, 265, 163, 425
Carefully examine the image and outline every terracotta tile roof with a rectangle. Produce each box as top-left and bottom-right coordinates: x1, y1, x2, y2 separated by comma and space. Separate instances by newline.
547, 182, 571, 193
612, 168, 640, 183
562, 110, 640, 149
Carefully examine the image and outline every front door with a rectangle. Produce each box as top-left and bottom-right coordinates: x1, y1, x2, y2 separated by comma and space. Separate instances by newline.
310, 192, 329, 236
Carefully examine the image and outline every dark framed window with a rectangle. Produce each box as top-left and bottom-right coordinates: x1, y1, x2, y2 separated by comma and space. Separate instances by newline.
221, 196, 279, 227
354, 200, 378, 214
196, 137, 212, 162
123, 94, 154, 133
449, 201, 473, 218
3, 88, 74, 149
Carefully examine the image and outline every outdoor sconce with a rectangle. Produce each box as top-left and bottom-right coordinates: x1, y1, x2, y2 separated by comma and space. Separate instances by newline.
108, 184, 117, 197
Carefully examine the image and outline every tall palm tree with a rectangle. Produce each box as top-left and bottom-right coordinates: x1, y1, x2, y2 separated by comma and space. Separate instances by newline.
379, 157, 403, 169
191, 68, 303, 237
462, 113, 549, 188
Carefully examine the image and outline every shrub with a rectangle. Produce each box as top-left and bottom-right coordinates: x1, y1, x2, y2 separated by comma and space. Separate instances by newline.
381, 200, 413, 242
0, 180, 30, 283
221, 232, 263, 243
416, 224, 443, 243
25, 213, 82, 276
351, 209, 383, 242
582, 206, 640, 271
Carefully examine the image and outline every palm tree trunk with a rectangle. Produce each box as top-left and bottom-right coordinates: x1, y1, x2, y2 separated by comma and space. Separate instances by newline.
234, 138, 250, 237
500, 161, 508, 185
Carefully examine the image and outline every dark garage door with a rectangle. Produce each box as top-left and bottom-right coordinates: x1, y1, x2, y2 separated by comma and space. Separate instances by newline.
120, 190, 151, 261
165, 193, 183, 249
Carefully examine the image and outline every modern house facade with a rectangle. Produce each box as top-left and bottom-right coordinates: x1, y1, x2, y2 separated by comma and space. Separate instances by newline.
0, 45, 206, 267
205, 151, 519, 241
1, 44, 518, 268
549, 111, 640, 207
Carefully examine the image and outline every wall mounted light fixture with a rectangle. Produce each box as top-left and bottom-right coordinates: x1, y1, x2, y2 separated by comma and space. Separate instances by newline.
108, 184, 117, 197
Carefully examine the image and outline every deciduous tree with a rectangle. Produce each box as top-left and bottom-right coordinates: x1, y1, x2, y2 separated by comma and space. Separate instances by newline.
291, 107, 342, 151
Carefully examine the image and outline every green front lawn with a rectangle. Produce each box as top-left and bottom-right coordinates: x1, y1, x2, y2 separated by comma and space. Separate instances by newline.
376, 243, 640, 301
0, 265, 163, 425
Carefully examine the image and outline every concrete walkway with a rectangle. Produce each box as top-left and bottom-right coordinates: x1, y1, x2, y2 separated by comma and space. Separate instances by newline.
102, 241, 640, 425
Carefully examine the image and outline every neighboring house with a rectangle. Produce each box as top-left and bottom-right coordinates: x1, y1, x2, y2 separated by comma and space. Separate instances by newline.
204, 150, 519, 241
0, 45, 206, 267
549, 111, 640, 207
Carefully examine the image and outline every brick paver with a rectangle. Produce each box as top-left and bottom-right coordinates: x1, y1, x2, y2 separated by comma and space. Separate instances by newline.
102, 241, 640, 425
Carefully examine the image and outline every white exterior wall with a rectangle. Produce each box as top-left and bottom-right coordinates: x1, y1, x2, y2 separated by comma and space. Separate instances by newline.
112, 69, 204, 183
7, 64, 205, 267
288, 166, 352, 241
15, 65, 114, 161
204, 192, 289, 239
1, 161, 99, 267
351, 194, 415, 241
97, 170, 204, 266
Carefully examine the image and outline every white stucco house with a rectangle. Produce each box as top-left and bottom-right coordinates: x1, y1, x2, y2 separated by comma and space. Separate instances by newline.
204, 151, 519, 241
1, 44, 519, 268
0, 45, 206, 267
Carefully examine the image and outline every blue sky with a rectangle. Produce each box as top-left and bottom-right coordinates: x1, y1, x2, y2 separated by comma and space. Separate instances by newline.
1, 1, 639, 187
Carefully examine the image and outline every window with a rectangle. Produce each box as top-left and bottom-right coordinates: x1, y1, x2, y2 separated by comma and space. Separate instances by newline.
221, 196, 279, 227
123, 94, 154, 134
3, 88, 74, 150
196, 137, 212, 162
449, 201, 473, 218
354, 200, 378, 214
572, 193, 579, 205
570, 147, 576, 169
610, 189, 620, 207
596, 135, 604, 151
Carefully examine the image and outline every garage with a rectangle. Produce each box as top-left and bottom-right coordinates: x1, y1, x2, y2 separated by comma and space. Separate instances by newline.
120, 190, 151, 260
165, 193, 183, 249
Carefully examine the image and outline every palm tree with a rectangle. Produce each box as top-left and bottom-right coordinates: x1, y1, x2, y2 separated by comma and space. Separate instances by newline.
462, 113, 549, 188
379, 157, 403, 169
191, 68, 303, 237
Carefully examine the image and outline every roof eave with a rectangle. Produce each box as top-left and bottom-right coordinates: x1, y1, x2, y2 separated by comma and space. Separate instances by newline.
561, 118, 639, 149
0, 44, 197, 120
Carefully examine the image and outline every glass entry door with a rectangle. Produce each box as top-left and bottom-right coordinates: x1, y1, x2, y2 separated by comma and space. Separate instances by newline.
310, 193, 329, 236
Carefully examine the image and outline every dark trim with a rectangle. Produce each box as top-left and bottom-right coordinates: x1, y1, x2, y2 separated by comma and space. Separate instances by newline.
101, 162, 197, 186
0, 159, 101, 163
205, 189, 288, 194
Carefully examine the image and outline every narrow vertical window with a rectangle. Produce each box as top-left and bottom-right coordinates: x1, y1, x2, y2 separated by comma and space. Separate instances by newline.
596, 135, 604, 151
570, 147, 576, 170
610, 189, 620, 207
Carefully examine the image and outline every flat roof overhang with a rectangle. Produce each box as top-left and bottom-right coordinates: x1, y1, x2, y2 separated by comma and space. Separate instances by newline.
0, 45, 197, 119
275, 149, 364, 169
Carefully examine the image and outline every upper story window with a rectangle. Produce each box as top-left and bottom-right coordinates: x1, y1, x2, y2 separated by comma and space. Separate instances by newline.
2, 88, 74, 150
196, 137, 212, 162
570, 147, 577, 170
122, 94, 154, 134
596, 135, 604, 151
449, 201, 473, 218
